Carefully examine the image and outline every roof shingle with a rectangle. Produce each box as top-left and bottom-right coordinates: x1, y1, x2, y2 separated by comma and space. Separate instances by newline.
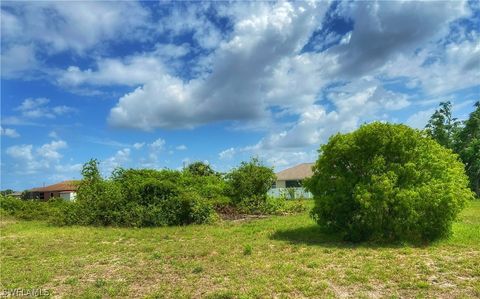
30, 180, 79, 192
276, 163, 314, 181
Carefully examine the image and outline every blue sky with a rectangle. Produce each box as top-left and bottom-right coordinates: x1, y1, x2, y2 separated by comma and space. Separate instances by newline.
1, 1, 479, 190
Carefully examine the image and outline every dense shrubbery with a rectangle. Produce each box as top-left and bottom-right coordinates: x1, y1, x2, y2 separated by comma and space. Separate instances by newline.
52, 160, 220, 227
305, 122, 474, 243
0, 195, 73, 223
1, 158, 302, 227
226, 158, 276, 204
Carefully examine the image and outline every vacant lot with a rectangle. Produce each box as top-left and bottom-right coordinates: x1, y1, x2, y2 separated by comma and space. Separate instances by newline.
1, 201, 479, 298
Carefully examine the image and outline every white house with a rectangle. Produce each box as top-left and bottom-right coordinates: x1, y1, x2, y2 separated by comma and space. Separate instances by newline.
274, 163, 314, 188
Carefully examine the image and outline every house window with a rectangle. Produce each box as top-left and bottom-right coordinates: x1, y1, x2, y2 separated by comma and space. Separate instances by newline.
286, 180, 302, 188
51, 192, 54, 198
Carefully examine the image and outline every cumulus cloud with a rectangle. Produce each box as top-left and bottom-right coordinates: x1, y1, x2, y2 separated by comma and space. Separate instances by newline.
6, 144, 34, 162
250, 79, 410, 152
6, 139, 68, 174
36, 140, 67, 160
1, 2, 149, 52
156, 3, 226, 50
382, 38, 480, 95
176, 145, 187, 151
1, 2, 150, 79
1, 126, 20, 138
327, 0, 469, 77
14, 98, 75, 119
57, 55, 166, 87
106, 0, 472, 132
0, 44, 37, 78
133, 142, 145, 150
108, 2, 328, 130
150, 138, 166, 151
103, 148, 131, 174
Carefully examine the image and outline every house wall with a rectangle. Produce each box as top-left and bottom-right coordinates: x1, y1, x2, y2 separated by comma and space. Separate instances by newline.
268, 187, 313, 199
276, 180, 286, 188
59, 192, 76, 201
43, 192, 60, 200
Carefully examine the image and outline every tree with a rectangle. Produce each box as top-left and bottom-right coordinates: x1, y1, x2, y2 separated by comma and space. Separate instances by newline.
426, 101, 461, 149
455, 101, 480, 197
81, 159, 102, 182
305, 122, 473, 243
185, 161, 215, 176
226, 157, 276, 204
0, 189, 14, 196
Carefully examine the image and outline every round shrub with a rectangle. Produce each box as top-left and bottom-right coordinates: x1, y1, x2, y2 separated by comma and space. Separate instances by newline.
226, 157, 276, 204
305, 122, 474, 243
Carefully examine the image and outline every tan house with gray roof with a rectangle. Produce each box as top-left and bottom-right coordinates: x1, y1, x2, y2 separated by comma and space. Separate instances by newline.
274, 163, 314, 188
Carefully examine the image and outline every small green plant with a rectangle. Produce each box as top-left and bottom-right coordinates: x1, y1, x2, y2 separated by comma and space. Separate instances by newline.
287, 188, 296, 200
243, 244, 253, 255
151, 252, 162, 260
94, 278, 106, 288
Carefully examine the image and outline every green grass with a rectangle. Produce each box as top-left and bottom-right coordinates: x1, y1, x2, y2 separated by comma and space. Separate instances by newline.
1, 200, 479, 298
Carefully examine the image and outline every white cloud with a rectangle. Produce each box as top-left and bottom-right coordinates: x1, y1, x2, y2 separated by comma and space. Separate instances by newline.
105, 0, 468, 134
133, 142, 145, 150
382, 38, 480, 95
406, 108, 436, 129
1, 2, 150, 52
156, 4, 225, 50
36, 140, 67, 161
219, 147, 235, 160
1, 2, 150, 79
249, 79, 410, 152
103, 148, 131, 174
13, 98, 75, 119
84, 137, 130, 148
58, 55, 166, 87
0, 126, 20, 138
135, 138, 167, 169
176, 145, 187, 151
16, 97, 49, 111
327, 0, 469, 77
150, 138, 166, 151
6, 144, 34, 162
108, 2, 328, 130
0, 44, 37, 78
48, 131, 59, 139
6, 139, 69, 174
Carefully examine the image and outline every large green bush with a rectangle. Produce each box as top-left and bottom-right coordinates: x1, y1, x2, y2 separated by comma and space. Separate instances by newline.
305, 122, 474, 243
226, 158, 276, 205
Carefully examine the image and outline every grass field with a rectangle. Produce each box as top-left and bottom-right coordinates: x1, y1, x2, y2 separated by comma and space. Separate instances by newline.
1, 200, 479, 298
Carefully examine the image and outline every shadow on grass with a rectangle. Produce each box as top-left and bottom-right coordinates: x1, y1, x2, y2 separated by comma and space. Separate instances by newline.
270, 225, 422, 249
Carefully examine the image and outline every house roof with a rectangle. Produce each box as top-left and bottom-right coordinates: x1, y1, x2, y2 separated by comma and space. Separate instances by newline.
276, 163, 314, 181
30, 180, 80, 192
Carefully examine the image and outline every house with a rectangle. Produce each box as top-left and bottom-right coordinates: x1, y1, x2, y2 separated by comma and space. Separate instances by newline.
274, 163, 314, 188
27, 180, 79, 201
10, 192, 23, 198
